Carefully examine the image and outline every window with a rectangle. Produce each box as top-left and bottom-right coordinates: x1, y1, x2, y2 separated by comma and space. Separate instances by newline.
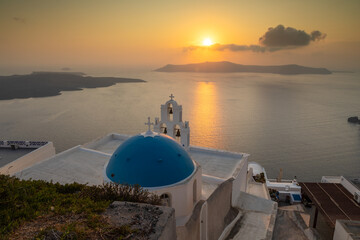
160, 123, 167, 134
167, 103, 173, 121
174, 125, 181, 142
160, 193, 171, 207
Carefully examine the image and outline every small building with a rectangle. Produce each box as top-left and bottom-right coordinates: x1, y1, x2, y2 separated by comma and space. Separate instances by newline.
299, 176, 360, 238
248, 162, 301, 204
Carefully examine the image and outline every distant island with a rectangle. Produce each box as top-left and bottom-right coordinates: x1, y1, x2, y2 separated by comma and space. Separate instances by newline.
155, 61, 332, 75
331, 70, 354, 73
0, 72, 145, 100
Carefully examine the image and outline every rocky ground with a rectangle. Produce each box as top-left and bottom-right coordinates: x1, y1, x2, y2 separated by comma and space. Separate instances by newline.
104, 201, 172, 240
9, 201, 173, 240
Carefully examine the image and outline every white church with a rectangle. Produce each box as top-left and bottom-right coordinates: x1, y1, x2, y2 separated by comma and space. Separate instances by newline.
0, 95, 277, 240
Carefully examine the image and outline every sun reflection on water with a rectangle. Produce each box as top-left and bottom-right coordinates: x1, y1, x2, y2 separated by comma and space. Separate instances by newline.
190, 81, 223, 149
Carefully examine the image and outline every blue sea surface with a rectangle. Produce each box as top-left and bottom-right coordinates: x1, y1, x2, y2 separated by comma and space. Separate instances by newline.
0, 70, 359, 181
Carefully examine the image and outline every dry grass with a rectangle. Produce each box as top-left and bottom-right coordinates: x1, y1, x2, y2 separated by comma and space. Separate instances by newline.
0, 174, 160, 240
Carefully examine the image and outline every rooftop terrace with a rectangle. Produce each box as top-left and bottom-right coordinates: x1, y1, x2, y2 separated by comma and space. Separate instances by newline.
300, 182, 360, 228
14, 133, 247, 195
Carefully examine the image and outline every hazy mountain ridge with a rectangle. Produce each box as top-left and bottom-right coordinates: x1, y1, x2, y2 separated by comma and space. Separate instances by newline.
0, 72, 145, 100
155, 61, 332, 75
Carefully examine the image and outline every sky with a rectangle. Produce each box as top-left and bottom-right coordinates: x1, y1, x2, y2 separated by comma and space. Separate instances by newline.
0, 0, 359, 72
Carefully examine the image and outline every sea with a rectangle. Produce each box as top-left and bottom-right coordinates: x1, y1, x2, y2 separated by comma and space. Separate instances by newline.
0, 69, 359, 181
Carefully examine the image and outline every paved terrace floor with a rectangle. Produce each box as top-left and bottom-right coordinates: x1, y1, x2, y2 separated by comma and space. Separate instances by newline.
15, 133, 245, 188
189, 147, 244, 179
85, 139, 125, 154
15, 147, 111, 185
82, 133, 130, 154
84, 135, 246, 181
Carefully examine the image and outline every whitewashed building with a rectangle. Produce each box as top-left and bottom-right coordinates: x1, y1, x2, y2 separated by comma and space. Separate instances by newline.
7, 95, 278, 239
103, 123, 202, 220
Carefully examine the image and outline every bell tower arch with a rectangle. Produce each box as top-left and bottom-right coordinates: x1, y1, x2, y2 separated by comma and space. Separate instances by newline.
154, 94, 190, 148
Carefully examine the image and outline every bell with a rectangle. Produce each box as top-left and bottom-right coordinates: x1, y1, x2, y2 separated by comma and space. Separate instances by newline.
169, 108, 173, 114
164, 127, 167, 134
176, 129, 181, 137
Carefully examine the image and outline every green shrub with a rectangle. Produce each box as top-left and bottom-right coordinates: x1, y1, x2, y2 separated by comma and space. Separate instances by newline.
253, 172, 266, 183
81, 183, 161, 205
0, 174, 160, 238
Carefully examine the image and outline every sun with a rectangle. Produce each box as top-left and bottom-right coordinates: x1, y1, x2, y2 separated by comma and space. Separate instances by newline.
202, 38, 214, 46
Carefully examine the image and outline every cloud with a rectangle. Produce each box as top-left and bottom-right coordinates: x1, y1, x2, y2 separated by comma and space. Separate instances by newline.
13, 17, 26, 24
184, 25, 326, 53
259, 25, 326, 47
183, 43, 283, 53
310, 30, 327, 41
184, 44, 265, 52
211, 44, 267, 52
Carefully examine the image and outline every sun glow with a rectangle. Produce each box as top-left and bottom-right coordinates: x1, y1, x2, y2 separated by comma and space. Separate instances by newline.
202, 38, 214, 46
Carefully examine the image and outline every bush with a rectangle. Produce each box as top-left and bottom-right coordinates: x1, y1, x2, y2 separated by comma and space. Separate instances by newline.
81, 183, 161, 205
253, 172, 266, 183
0, 174, 160, 238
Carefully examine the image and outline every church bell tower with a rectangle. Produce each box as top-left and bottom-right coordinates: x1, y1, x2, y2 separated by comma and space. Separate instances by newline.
154, 94, 190, 148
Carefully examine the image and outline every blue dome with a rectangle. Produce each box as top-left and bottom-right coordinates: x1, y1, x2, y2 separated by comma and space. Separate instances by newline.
105, 133, 195, 188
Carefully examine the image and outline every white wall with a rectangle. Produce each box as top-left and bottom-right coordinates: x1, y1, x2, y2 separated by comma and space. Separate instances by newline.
0, 140, 49, 149
322, 176, 359, 196
0, 142, 56, 175
340, 177, 359, 196
231, 154, 249, 205
321, 176, 342, 183
266, 182, 301, 192
151, 165, 202, 223
333, 220, 354, 240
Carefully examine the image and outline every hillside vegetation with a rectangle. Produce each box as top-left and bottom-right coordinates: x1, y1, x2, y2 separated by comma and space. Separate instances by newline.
0, 174, 160, 239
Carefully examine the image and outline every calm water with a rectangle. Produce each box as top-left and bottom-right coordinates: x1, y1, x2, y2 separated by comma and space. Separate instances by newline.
1, 71, 359, 181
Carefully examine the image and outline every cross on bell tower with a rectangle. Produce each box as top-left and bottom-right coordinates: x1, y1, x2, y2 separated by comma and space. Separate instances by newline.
169, 93, 175, 101
145, 117, 154, 132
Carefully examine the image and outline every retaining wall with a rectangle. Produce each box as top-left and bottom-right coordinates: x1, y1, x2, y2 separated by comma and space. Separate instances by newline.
0, 142, 55, 175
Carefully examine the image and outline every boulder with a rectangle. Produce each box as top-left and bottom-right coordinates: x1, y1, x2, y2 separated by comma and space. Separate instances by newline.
348, 116, 359, 123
